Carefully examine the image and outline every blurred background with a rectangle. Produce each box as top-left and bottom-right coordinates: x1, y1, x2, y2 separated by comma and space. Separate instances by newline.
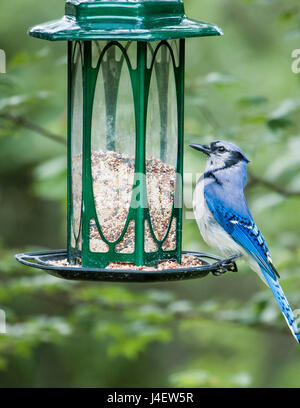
1, 0, 300, 388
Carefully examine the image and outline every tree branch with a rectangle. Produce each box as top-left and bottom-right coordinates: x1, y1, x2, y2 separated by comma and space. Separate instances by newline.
198, 105, 221, 130
248, 170, 300, 197
196, 104, 300, 197
0, 112, 67, 146
2, 111, 300, 198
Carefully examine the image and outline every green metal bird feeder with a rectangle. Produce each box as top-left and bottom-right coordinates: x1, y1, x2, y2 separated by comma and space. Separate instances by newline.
16, 0, 238, 282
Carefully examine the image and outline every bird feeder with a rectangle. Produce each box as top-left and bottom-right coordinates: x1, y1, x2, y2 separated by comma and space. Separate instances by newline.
16, 0, 238, 282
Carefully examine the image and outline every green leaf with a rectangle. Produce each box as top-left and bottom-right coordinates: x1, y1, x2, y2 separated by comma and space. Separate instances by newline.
267, 99, 300, 130
237, 96, 268, 107
169, 369, 252, 388
198, 72, 238, 87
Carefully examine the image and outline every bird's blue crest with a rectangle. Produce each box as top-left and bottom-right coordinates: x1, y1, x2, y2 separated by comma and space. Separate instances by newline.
212, 141, 250, 163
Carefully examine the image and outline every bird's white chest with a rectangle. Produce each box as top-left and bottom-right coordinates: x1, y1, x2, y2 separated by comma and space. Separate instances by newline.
193, 177, 243, 257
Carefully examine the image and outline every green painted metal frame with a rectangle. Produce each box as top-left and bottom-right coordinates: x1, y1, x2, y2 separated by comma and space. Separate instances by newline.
29, 0, 223, 42
29, 0, 223, 271
67, 38, 185, 268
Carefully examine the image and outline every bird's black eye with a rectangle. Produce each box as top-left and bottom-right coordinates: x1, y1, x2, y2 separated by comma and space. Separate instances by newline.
218, 146, 226, 153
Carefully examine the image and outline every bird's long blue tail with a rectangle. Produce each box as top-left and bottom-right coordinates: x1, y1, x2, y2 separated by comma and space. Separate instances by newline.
261, 267, 300, 343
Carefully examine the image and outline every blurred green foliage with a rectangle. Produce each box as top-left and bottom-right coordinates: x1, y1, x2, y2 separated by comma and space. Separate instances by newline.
0, 0, 300, 388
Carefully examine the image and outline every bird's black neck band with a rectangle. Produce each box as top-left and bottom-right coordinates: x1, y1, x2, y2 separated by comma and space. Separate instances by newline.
203, 171, 222, 185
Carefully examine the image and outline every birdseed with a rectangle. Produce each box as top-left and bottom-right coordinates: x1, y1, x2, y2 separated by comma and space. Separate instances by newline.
47, 254, 203, 271
72, 149, 177, 256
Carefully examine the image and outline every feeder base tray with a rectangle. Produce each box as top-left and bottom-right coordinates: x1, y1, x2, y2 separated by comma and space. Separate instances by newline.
15, 250, 239, 283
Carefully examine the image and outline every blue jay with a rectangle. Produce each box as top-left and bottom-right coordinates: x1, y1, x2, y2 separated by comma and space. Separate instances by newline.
190, 140, 300, 343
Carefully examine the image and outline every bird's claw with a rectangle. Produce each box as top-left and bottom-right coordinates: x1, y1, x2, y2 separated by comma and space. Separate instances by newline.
211, 257, 239, 276
225, 260, 238, 273
212, 266, 228, 276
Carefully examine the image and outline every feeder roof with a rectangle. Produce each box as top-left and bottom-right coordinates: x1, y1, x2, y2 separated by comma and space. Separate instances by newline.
29, 0, 223, 42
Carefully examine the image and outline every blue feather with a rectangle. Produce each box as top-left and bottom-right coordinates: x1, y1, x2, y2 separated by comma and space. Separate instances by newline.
262, 266, 300, 343
205, 190, 300, 342
205, 191, 272, 275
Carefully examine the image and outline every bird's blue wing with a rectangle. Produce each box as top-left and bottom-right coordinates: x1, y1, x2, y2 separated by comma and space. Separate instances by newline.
204, 192, 274, 278
205, 191, 300, 343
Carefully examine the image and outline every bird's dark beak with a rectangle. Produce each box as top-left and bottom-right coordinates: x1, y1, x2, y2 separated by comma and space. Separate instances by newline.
189, 144, 211, 156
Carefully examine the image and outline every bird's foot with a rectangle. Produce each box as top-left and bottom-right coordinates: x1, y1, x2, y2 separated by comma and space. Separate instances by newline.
211, 255, 239, 276
212, 266, 229, 276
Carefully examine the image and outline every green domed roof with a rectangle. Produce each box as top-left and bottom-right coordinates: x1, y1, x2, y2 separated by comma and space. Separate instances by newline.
29, 0, 223, 41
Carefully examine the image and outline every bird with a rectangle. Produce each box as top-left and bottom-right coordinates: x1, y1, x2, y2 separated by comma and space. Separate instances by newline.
190, 140, 300, 343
